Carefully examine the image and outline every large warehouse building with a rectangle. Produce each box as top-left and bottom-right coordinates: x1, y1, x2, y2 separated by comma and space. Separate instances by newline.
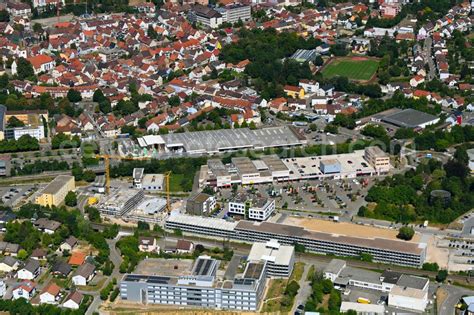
165, 214, 427, 268
137, 126, 306, 155
380, 108, 440, 129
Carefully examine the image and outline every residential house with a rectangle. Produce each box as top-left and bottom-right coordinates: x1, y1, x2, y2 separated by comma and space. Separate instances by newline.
176, 239, 194, 254
410, 75, 425, 87
6, 1, 31, 17
12, 55, 55, 75
72, 262, 96, 286
68, 252, 86, 266
51, 261, 72, 277
30, 248, 47, 261
12, 280, 37, 300
39, 282, 61, 305
17, 259, 41, 280
138, 236, 160, 253
59, 236, 78, 253
34, 218, 61, 234
63, 291, 83, 310
0, 241, 21, 256
299, 79, 319, 93
283, 85, 305, 99
0, 256, 20, 272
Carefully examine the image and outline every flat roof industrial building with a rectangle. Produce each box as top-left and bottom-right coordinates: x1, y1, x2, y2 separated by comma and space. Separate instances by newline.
381, 108, 440, 129
137, 126, 306, 155
200, 147, 390, 188
165, 214, 427, 267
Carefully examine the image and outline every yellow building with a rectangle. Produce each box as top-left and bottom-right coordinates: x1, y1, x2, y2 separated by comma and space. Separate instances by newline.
283, 85, 305, 99
35, 175, 75, 207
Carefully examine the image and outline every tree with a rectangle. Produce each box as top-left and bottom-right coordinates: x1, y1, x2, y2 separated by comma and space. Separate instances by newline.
82, 170, 96, 182
137, 221, 150, 230
147, 24, 158, 39
7, 116, 25, 128
99, 100, 112, 114
168, 95, 180, 107
32, 23, 43, 33
293, 242, 306, 253
436, 269, 448, 282
67, 89, 82, 103
285, 280, 300, 297
359, 252, 373, 262
65, 191, 77, 207
422, 262, 439, 272
16, 58, 35, 80
397, 226, 415, 241
0, 10, 9, 22
324, 124, 338, 134
93, 89, 106, 102
314, 55, 324, 66
17, 249, 28, 260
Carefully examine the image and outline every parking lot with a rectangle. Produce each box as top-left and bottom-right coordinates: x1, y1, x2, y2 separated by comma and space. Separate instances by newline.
216, 176, 376, 220
0, 185, 38, 207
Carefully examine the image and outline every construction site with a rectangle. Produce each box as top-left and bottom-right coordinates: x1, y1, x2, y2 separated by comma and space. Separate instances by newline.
85, 154, 174, 224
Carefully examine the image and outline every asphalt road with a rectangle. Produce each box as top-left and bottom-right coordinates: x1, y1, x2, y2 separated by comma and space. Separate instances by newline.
424, 36, 436, 80
83, 237, 122, 315
438, 284, 472, 315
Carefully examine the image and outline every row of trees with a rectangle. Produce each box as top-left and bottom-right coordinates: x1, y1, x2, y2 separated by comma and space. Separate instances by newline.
0, 296, 90, 315
12, 160, 69, 176
0, 135, 39, 153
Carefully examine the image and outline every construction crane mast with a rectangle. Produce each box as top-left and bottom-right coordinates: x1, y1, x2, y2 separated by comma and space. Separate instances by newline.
95, 155, 172, 213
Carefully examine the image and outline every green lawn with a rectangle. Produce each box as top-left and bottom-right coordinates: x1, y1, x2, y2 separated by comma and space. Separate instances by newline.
169, 173, 184, 192
322, 59, 379, 81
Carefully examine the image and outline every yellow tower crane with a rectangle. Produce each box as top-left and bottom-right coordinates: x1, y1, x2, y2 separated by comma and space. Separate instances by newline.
95, 155, 172, 213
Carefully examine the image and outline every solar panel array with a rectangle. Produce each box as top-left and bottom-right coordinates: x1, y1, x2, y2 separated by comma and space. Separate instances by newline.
193, 258, 215, 276
123, 274, 171, 284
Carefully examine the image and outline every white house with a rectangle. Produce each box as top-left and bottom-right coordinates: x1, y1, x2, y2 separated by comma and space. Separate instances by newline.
138, 236, 160, 253
39, 282, 61, 305
176, 239, 194, 254
12, 280, 36, 300
72, 263, 95, 286
17, 259, 41, 280
0, 256, 20, 273
12, 55, 55, 75
59, 236, 78, 253
63, 291, 83, 310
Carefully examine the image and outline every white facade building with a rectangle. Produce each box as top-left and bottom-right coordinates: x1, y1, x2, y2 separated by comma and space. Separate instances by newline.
228, 195, 275, 221
247, 240, 295, 278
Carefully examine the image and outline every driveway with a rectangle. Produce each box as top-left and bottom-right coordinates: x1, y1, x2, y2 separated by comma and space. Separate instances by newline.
291, 264, 312, 314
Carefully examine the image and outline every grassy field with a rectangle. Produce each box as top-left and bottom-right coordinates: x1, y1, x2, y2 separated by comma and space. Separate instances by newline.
322, 58, 379, 81
168, 173, 184, 192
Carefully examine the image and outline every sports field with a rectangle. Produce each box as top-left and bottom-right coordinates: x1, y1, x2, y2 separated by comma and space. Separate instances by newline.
322, 57, 379, 81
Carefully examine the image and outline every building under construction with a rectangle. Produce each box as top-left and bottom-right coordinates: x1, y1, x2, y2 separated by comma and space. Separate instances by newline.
97, 188, 145, 217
